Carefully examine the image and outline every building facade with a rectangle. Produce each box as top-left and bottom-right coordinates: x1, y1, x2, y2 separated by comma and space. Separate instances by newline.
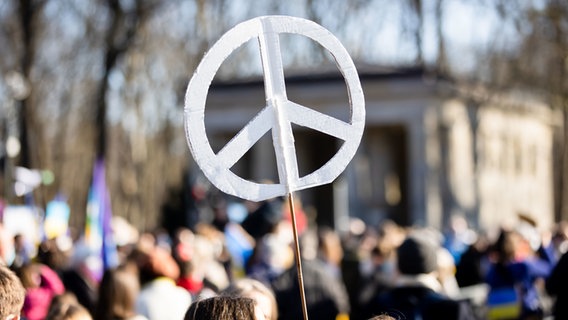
194, 69, 560, 232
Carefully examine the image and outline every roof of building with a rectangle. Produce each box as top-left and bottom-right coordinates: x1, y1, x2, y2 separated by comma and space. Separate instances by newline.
210, 66, 440, 89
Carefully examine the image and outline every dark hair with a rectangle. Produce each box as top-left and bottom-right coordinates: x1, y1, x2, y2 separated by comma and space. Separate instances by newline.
14, 262, 40, 289
493, 229, 518, 265
0, 265, 26, 319
94, 267, 140, 320
184, 296, 257, 320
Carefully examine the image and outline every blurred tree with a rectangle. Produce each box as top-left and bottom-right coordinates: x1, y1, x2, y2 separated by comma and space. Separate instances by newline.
468, 0, 568, 220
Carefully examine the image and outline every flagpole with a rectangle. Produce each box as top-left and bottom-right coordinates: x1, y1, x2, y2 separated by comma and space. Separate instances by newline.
288, 192, 309, 320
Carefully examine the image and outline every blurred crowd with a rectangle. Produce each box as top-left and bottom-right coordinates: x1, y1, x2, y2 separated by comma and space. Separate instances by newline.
0, 194, 567, 320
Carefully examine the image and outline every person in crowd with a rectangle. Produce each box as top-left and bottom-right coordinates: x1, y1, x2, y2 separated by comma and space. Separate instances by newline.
443, 215, 476, 265
485, 228, 552, 320
546, 250, 568, 319
317, 227, 344, 279
184, 295, 264, 320
247, 232, 294, 286
222, 278, 278, 320
189, 224, 231, 295
15, 262, 65, 320
241, 197, 283, 240
0, 264, 26, 320
59, 240, 98, 314
356, 221, 404, 319
45, 297, 92, 320
366, 233, 476, 320
95, 267, 148, 320
176, 259, 204, 296
134, 245, 192, 320
12, 234, 32, 269
357, 243, 395, 318
215, 199, 257, 277
271, 230, 350, 320
455, 233, 490, 288
172, 228, 220, 298
36, 238, 71, 275
46, 293, 82, 317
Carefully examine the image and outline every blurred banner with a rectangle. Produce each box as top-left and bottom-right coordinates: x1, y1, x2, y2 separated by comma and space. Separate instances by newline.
3, 205, 41, 244
44, 196, 70, 239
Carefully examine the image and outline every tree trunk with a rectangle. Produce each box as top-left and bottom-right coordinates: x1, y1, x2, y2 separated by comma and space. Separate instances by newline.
562, 107, 568, 221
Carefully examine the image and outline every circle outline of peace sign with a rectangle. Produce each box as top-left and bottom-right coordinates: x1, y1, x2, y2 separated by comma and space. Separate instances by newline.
185, 16, 365, 201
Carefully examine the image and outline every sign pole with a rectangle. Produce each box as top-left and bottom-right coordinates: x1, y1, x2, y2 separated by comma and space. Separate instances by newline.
288, 192, 309, 319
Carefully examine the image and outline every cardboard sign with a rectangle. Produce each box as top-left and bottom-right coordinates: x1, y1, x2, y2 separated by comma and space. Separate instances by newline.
185, 16, 365, 201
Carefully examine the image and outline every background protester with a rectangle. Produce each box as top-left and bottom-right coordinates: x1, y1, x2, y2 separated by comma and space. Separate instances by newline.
45, 300, 93, 320
16, 262, 65, 320
272, 230, 350, 320
134, 244, 192, 320
485, 228, 552, 320
95, 267, 147, 320
241, 197, 283, 240
366, 233, 476, 320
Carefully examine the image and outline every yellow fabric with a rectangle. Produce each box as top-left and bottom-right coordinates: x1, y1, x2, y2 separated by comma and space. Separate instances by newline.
335, 313, 349, 320
487, 303, 521, 320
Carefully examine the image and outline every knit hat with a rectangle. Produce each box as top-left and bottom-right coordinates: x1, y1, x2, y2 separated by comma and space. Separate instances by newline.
396, 235, 438, 275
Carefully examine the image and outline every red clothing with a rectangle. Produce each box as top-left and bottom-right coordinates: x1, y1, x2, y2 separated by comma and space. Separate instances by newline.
176, 276, 203, 295
22, 265, 65, 320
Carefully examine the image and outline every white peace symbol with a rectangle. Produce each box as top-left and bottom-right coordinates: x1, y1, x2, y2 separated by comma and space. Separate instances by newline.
184, 16, 365, 202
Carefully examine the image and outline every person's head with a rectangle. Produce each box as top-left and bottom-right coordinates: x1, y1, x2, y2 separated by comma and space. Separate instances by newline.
136, 246, 180, 285
493, 228, 525, 263
14, 262, 40, 289
317, 227, 343, 266
396, 235, 438, 276
184, 296, 263, 320
47, 293, 79, 314
222, 278, 278, 320
94, 267, 140, 320
0, 264, 25, 320
45, 301, 92, 320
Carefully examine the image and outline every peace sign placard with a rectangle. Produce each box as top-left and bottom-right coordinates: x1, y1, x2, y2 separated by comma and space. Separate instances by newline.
184, 16, 365, 202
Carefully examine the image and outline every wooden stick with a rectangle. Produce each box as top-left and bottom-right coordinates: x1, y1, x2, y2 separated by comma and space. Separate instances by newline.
288, 192, 309, 320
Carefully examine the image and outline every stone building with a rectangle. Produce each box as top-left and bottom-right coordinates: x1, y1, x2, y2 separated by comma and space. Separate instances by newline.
194, 68, 561, 232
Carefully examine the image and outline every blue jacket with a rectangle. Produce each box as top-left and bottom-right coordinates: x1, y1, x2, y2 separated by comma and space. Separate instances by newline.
485, 257, 552, 317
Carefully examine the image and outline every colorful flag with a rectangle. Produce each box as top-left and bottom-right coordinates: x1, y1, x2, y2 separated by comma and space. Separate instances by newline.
85, 158, 118, 281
